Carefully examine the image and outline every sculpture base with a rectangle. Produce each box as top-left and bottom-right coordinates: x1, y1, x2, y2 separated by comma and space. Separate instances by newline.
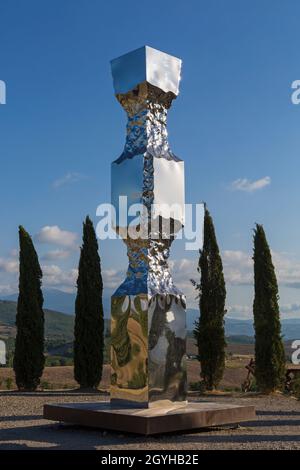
43, 401, 255, 436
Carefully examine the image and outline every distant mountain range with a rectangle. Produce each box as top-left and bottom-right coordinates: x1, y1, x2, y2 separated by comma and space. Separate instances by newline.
187, 308, 300, 340
2, 288, 110, 316
1, 290, 300, 339
2, 289, 77, 315
0, 299, 110, 343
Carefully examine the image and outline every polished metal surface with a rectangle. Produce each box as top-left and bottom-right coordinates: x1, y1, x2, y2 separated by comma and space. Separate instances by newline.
148, 294, 186, 403
110, 294, 187, 405
111, 294, 148, 404
110, 47, 186, 406
111, 46, 182, 96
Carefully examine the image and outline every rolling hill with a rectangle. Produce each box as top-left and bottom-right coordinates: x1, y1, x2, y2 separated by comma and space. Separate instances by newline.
0, 300, 75, 341
187, 308, 300, 339
2, 288, 111, 316
1, 295, 300, 340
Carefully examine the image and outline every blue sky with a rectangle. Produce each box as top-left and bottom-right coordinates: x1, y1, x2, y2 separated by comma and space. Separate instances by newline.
1, 0, 300, 319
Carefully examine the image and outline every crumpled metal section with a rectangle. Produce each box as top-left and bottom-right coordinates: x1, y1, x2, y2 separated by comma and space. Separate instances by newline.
114, 83, 181, 163
114, 224, 183, 297
112, 82, 184, 297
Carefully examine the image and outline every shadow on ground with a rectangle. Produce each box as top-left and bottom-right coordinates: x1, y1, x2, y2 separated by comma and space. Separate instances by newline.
1, 415, 300, 450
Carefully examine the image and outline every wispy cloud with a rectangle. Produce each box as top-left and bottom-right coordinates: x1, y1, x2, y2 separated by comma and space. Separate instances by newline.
41, 249, 72, 261
0, 258, 18, 274
52, 172, 86, 189
222, 250, 253, 285
227, 304, 252, 319
272, 251, 300, 289
229, 176, 271, 192
222, 249, 300, 290
281, 303, 300, 314
35, 226, 78, 248
42, 264, 78, 291
0, 284, 17, 295
227, 302, 300, 320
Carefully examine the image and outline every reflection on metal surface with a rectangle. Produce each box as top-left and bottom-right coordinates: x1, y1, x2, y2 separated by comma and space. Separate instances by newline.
148, 294, 186, 403
114, 221, 182, 297
111, 46, 182, 96
110, 46, 186, 407
110, 294, 187, 405
111, 295, 148, 404
114, 83, 179, 163
111, 83, 185, 232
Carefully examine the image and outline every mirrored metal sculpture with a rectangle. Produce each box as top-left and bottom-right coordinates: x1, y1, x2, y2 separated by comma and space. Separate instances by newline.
43, 46, 256, 435
110, 46, 186, 407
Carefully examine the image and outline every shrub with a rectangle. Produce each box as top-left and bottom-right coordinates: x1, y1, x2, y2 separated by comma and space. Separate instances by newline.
40, 380, 50, 390
5, 377, 13, 390
292, 378, 300, 399
189, 381, 207, 393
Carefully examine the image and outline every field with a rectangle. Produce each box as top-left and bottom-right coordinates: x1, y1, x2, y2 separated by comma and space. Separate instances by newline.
1, 339, 294, 392
0, 339, 254, 391
0, 360, 250, 392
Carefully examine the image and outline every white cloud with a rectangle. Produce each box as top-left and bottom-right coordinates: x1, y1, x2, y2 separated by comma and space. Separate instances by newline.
42, 264, 78, 291
35, 226, 77, 248
272, 251, 300, 289
221, 249, 300, 290
227, 304, 252, 319
0, 258, 18, 274
52, 172, 86, 189
170, 258, 199, 307
230, 176, 271, 192
42, 249, 72, 261
222, 250, 252, 285
281, 303, 300, 314
227, 302, 300, 320
102, 269, 123, 289
0, 284, 17, 295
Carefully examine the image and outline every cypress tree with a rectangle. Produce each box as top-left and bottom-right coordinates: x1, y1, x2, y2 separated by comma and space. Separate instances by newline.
74, 216, 104, 389
253, 224, 285, 392
14, 226, 45, 391
193, 208, 226, 390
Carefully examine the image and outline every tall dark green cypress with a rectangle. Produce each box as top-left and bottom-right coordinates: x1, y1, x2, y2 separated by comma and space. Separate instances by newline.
193, 208, 226, 390
14, 226, 45, 391
74, 216, 104, 389
253, 224, 285, 392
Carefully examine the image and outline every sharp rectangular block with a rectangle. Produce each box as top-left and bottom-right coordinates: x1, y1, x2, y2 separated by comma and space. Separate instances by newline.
44, 401, 256, 435
110, 294, 187, 406
111, 46, 182, 96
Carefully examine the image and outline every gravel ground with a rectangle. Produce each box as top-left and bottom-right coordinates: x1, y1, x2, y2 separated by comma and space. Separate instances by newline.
1, 392, 300, 450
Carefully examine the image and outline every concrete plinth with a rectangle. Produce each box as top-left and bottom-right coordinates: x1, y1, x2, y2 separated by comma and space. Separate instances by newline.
43, 401, 255, 436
